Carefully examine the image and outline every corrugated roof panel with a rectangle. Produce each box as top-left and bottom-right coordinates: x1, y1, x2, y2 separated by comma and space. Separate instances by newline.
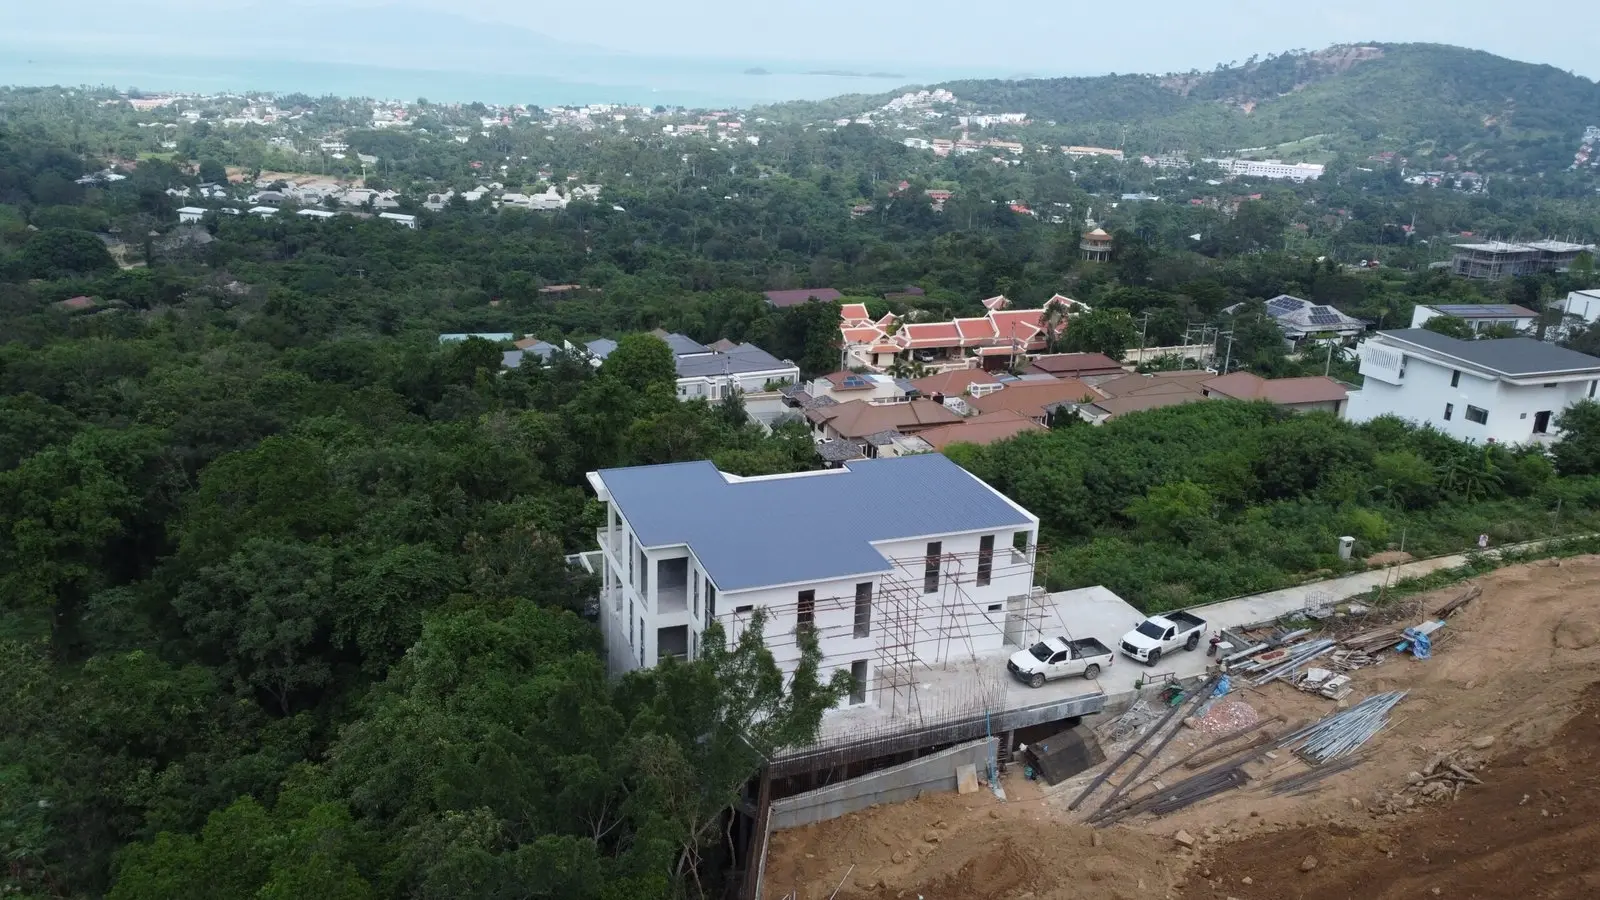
595, 455, 1033, 592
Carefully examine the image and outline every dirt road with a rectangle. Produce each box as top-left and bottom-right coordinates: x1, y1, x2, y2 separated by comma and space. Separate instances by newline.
762, 555, 1600, 900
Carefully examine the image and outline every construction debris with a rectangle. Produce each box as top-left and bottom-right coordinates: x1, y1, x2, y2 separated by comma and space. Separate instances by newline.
1277, 691, 1407, 764
1377, 743, 1490, 812
1292, 668, 1353, 700
1434, 584, 1483, 618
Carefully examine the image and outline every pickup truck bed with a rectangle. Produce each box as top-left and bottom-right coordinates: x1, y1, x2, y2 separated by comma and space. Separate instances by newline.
1067, 638, 1112, 658
1164, 611, 1206, 632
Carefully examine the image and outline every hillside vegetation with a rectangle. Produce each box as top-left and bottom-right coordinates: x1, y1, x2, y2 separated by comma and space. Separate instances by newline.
932, 43, 1600, 165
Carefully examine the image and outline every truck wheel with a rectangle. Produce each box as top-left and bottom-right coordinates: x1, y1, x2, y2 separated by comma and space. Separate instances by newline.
1083, 664, 1101, 680
1146, 649, 1162, 668
1029, 672, 1045, 689
1185, 632, 1200, 652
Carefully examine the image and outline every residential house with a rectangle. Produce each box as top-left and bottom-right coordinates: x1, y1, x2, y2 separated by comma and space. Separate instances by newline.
1070, 370, 1215, 425
763, 287, 843, 308
915, 410, 1045, 450
805, 399, 960, 453
673, 340, 799, 401
584, 455, 1040, 702
1080, 227, 1113, 262
910, 368, 1004, 399
378, 212, 418, 229
1026, 353, 1127, 379
176, 207, 207, 224
439, 332, 515, 343
1225, 294, 1365, 345
1409, 304, 1537, 334
247, 206, 278, 218
787, 371, 913, 407
969, 378, 1095, 424
1199, 372, 1349, 415
1346, 329, 1600, 444
1560, 289, 1600, 329
296, 208, 336, 220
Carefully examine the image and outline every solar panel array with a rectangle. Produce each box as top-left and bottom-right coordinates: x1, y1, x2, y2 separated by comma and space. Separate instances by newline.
1304, 305, 1343, 326
1268, 296, 1304, 313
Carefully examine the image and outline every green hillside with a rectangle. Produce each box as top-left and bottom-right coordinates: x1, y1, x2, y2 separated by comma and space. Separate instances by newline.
933, 43, 1600, 166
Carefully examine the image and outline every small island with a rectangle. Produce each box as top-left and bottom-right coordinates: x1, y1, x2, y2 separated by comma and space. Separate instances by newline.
743, 67, 770, 76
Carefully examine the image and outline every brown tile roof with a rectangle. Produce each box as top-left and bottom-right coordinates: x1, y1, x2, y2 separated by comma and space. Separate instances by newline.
1086, 392, 1207, 417
807, 399, 961, 438
1028, 353, 1127, 378
1093, 370, 1215, 399
1201, 372, 1349, 405
917, 410, 1045, 449
900, 321, 963, 348
971, 379, 1097, 419
764, 287, 842, 307
910, 368, 1000, 396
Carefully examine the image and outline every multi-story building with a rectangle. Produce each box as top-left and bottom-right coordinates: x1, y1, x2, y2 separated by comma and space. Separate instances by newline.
1345, 329, 1600, 445
585, 455, 1040, 711
1202, 158, 1325, 181
1450, 240, 1596, 280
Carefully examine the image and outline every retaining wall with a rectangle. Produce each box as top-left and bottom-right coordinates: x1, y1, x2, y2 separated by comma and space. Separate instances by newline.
768, 737, 997, 831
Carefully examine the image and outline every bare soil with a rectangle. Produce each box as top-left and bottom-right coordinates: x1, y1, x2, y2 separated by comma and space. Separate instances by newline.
762, 555, 1600, 900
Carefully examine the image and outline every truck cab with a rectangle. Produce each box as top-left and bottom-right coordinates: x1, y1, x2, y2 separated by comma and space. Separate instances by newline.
1118, 611, 1207, 667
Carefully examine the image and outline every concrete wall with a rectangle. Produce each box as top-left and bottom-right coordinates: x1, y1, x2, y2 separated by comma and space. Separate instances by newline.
768, 737, 998, 831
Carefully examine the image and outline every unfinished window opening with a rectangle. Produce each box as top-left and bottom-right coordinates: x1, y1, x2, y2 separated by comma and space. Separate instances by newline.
853, 582, 872, 638
797, 590, 815, 630
923, 541, 942, 594
849, 660, 868, 706
977, 534, 995, 586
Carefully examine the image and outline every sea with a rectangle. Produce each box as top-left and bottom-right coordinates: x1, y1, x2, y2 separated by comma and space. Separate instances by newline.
0, 45, 991, 108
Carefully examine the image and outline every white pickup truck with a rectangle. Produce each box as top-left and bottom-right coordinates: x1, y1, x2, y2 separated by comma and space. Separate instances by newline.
1007, 636, 1114, 688
1118, 611, 1207, 667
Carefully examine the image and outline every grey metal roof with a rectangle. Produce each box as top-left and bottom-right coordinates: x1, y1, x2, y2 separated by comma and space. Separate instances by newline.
674, 343, 794, 378
595, 454, 1032, 592
1427, 304, 1536, 318
501, 350, 525, 368
585, 338, 618, 360
662, 332, 710, 356
1381, 329, 1600, 377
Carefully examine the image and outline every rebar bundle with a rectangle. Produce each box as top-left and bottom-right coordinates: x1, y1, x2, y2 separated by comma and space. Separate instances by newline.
1277, 691, 1406, 763
1246, 638, 1337, 685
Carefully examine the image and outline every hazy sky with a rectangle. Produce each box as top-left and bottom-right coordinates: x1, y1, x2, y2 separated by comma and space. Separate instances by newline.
6, 0, 1600, 78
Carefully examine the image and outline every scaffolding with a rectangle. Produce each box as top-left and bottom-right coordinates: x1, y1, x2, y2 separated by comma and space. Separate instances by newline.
738, 542, 1052, 732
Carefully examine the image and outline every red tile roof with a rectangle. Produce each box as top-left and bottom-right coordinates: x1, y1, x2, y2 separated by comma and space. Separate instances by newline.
839, 303, 871, 322
842, 326, 885, 344
900, 322, 963, 348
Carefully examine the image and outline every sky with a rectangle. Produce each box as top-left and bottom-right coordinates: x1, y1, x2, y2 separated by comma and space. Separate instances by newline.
4, 0, 1599, 79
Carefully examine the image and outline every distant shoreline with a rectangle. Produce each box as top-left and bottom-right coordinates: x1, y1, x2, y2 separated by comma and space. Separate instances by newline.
804, 70, 906, 79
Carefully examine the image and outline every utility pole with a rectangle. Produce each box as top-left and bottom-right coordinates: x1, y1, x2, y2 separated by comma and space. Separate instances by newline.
1137, 310, 1151, 366
1324, 338, 1335, 377
1220, 331, 1235, 375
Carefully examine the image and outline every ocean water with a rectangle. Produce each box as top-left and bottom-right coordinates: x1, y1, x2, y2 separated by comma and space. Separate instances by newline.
0, 46, 959, 108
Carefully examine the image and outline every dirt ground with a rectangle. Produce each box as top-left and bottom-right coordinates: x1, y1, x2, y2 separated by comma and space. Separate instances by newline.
761, 554, 1600, 900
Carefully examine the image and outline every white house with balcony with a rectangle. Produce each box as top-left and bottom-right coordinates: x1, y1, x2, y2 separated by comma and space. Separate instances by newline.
1345, 329, 1600, 445
1409, 303, 1538, 334
585, 454, 1039, 710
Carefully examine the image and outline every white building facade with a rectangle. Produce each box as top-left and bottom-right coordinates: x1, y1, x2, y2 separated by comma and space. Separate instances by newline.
1346, 329, 1600, 445
586, 456, 1040, 711
1202, 158, 1325, 181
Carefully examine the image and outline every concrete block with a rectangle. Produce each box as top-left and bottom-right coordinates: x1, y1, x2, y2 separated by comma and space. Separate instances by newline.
955, 763, 979, 794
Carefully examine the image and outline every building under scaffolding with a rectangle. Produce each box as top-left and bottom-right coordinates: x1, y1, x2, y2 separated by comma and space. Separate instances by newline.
1451, 239, 1595, 280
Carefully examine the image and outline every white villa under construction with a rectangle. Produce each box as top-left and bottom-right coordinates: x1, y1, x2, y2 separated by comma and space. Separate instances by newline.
583, 454, 1045, 711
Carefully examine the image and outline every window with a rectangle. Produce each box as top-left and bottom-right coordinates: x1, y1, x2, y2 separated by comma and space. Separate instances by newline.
1590, 380, 1596, 399
797, 590, 815, 630
628, 598, 634, 646
849, 660, 868, 705
977, 535, 995, 586
1450, 369, 1461, 388
1543, 382, 1558, 388
627, 533, 635, 585
639, 620, 644, 665
705, 583, 717, 629
854, 582, 872, 637
639, 550, 648, 598
692, 572, 700, 617
1465, 405, 1488, 425
735, 604, 754, 615
923, 541, 942, 594
1443, 403, 1454, 421
987, 602, 1003, 612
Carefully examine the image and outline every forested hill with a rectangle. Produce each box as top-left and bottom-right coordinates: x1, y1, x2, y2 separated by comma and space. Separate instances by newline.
925, 43, 1600, 165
